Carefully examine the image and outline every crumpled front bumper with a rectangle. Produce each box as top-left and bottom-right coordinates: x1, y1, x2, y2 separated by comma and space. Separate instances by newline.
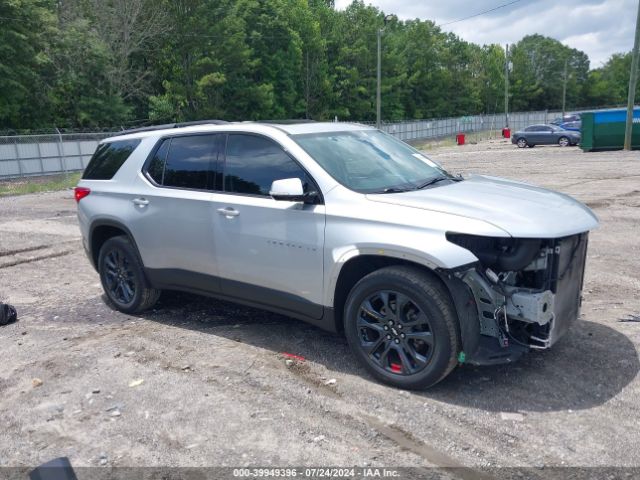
448, 233, 589, 366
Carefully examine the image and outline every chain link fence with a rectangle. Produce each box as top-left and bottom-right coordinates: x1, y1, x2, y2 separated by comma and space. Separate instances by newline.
375, 110, 553, 142
0, 109, 599, 180
0, 131, 116, 179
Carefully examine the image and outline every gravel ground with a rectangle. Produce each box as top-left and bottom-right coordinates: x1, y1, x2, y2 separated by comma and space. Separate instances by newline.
0, 139, 639, 476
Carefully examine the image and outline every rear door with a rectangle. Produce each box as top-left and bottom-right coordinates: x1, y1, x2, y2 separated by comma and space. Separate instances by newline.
211, 133, 326, 319
523, 126, 541, 144
128, 134, 224, 289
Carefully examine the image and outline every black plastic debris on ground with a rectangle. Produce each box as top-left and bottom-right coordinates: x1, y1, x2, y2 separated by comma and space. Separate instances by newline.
0, 302, 17, 326
619, 314, 640, 323
29, 457, 78, 480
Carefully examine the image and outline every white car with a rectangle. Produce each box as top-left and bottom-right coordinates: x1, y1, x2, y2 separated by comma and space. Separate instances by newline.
75, 121, 598, 389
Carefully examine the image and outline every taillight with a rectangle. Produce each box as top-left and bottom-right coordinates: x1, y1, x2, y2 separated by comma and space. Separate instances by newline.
74, 187, 91, 203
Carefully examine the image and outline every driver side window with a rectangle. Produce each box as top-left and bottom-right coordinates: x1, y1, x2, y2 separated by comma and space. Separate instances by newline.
223, 134, 313, 196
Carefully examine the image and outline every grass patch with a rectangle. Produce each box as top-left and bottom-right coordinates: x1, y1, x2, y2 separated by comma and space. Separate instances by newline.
413, 136, 458, 151
0, 172, 81, 197
410, 130, 502, 151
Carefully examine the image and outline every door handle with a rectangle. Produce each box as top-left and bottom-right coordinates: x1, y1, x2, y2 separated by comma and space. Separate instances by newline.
132, 198, 149, 206
217, 207, 240, 218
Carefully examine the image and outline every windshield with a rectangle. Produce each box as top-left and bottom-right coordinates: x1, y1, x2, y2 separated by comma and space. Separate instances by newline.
293, 130, 454, 193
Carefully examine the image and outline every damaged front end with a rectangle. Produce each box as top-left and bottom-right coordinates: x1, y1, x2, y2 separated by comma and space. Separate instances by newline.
443, 232, 589, 365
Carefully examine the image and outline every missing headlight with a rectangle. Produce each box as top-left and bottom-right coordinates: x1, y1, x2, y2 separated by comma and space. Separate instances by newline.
446, 233, 542, 272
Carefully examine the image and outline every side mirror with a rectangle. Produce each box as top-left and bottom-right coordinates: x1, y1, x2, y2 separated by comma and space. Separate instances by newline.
270, 178, 306, 202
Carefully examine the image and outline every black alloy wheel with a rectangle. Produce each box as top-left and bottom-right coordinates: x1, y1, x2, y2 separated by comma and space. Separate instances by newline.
103, 248, 137, 306
344, 266, 460, 389
357, 290, 434, 375
98, 236, 161, 313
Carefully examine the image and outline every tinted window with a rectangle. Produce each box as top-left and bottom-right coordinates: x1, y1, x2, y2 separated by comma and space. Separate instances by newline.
161, 135, 221, 190
83, 139, 141, 180
224, 134, 310, 196
146, 139, 169, 184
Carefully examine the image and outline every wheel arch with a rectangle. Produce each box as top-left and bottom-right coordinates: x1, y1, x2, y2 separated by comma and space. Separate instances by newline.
89, 219, 143, 273
330, 252, 456, 333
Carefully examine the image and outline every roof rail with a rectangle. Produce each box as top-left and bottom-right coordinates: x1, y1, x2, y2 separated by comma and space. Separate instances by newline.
260, 119, 317, 125
113, 119, 229, 136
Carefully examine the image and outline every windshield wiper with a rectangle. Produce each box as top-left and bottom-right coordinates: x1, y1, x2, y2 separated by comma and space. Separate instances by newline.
380, 186, 414, 194
415, 176, 450, 190
372, 175, 462, 194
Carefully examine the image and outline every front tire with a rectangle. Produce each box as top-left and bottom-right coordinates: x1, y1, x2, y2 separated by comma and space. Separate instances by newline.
558, 136, 570, 147
344, 266, 460, 389
98, 236, 160, 313
516, 138, 528, 148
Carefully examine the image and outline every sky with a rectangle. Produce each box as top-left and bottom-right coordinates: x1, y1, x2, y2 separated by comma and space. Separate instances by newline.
334, 0, 637, 68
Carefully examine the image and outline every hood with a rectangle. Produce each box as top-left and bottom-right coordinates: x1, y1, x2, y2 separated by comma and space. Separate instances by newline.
366, 175, 599, 238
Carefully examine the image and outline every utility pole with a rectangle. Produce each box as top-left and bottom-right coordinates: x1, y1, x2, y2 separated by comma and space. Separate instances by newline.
504, 44, 510, 128
376, 28, 382, 129
562, 58, 568, 119
376, 15, 394, 130
624, 0, 640, 150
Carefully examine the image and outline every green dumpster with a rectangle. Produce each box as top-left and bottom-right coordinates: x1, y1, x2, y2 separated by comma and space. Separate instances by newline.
580, 108, 640, 152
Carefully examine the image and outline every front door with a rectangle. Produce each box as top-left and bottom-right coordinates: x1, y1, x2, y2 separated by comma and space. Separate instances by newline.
539, 126, 555, 144
212, 133, 326, 319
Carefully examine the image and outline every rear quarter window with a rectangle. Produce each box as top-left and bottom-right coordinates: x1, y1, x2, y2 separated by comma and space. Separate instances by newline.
82, 139, 141, 180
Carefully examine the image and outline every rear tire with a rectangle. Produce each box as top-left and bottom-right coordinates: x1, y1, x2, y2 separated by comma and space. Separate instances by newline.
516, 138, 528, 148
344, 266, 460, 390
98, 236, 160, 313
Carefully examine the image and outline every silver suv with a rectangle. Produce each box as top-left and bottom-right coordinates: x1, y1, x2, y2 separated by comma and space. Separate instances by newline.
75, 121, 598, 389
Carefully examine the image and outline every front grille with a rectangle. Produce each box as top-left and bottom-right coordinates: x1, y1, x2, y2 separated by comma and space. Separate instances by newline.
550, 233, 589, 344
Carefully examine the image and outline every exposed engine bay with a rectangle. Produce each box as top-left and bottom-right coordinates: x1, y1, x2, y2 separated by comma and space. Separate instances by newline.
445, 232, 589, 364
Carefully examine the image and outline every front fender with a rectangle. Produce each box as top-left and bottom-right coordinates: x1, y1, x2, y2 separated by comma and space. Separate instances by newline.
324, 243, 476, 306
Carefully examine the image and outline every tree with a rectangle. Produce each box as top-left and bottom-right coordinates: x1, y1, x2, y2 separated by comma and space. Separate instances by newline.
1, 0, 633, 130
509, 34, 589, 112
88, 0, 169, 104
47, 1, 131, 127
0, 0, 56, 129
583, 53, 635, 107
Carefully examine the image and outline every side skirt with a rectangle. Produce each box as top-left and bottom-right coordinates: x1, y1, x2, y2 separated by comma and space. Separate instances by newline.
144, 268, 337, 333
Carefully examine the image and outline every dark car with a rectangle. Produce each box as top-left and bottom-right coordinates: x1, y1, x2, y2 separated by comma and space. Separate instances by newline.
551, 114, 581, 126
512, 124, 581, 148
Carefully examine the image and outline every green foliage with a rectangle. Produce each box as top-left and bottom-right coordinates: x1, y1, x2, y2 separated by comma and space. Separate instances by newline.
584, 53, 637, 107
0, 0, 56, 128
509, 34, 590, 111
48, 16, 132, 127
0, 0, 635, 130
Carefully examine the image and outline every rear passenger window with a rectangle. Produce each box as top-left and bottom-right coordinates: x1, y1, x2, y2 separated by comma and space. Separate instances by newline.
145, 135, 222, 190
146, 139, 169, 184
224, 134, 310, 196
83, 139, 141, 180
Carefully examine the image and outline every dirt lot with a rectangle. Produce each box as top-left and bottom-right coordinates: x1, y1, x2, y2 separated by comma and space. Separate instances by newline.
1, 139, 639, 476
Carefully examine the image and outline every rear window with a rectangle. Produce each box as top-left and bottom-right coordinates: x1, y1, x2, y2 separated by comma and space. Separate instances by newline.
144, 134, 223, 191
82, 139, 141, 180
